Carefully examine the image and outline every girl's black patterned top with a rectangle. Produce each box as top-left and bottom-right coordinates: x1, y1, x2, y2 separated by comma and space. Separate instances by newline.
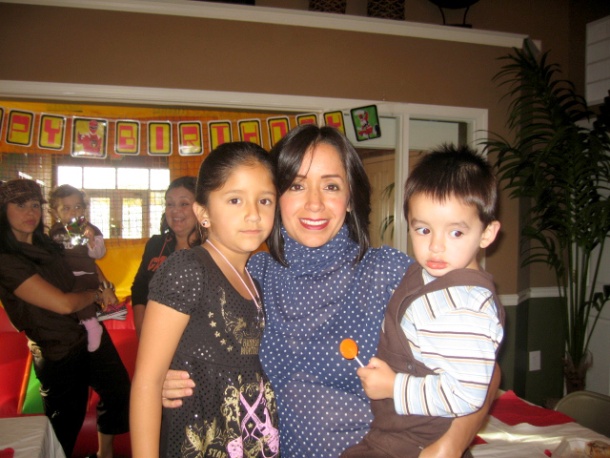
148, 246, 280, 458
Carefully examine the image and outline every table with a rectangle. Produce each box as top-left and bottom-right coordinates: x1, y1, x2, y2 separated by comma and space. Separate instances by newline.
471, 390, 610, 457
0, 416, 65, 458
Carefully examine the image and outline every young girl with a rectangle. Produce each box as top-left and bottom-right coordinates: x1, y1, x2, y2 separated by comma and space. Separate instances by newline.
130, 142, 280, 457
48, 185, 122, 352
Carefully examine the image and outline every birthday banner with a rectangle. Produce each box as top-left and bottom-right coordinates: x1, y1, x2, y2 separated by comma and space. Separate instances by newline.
0, 105, 359, 159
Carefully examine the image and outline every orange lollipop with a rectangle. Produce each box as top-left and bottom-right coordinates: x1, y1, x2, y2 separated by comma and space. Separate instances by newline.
339, 338, 364, 367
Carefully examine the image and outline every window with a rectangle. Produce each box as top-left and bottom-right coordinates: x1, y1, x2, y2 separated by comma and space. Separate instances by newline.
56, 166, 170, 239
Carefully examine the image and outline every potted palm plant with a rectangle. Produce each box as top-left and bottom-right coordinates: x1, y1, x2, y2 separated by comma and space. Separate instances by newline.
483, 40, 610, 392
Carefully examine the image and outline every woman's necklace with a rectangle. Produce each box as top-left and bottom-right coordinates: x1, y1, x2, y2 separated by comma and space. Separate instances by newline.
205, 239, 262, 312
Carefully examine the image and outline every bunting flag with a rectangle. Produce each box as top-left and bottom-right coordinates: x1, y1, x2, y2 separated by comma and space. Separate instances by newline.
72, 118, 107, 158
323, 111, 345, 133
267, 117, 290, 147
39, 114, 66, 150
6, 110, 34, 147
238, 119, 262, 145
178, 122, 203, 156
209, 121, 233, 151
115, 120, 140, 155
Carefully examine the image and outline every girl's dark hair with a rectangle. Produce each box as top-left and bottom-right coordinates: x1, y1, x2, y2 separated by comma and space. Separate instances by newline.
266, 124, 371, 266
48, 184, 86, 211
195, 142, 276, 239
403, 143, 498, 226
0, 198, 60, 256
159, 176, 200, 247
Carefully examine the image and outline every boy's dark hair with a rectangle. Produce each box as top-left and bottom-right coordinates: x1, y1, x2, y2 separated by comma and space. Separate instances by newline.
48, 184, 86, 211
266, 124, 371, 266
403, 144, 498, 226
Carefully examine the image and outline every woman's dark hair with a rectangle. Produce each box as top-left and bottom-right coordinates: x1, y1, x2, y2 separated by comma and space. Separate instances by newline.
266, 124, 371, 266
195, 142, 276, 241
159, 176, 200, 247
403, 143, 498, 226
0, 187, 60, 256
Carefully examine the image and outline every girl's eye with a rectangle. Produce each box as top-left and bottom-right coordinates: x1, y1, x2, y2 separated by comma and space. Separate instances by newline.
229, 198, 241, 205
450, 230, 464, 238
260, 198, 274, 206
415, 227, 430, 235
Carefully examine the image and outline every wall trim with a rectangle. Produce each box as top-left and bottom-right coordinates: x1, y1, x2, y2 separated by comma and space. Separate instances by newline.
519, 287, 561, 303
499, 294, 519, 307
1, 0, 529, 49
0, 80, 369, 111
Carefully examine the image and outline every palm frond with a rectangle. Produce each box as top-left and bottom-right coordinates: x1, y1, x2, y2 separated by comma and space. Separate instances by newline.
482, 43, 610, 368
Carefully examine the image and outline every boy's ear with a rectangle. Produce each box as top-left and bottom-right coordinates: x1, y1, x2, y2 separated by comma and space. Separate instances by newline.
192, 202, 208, 222
480, 220, 501, 249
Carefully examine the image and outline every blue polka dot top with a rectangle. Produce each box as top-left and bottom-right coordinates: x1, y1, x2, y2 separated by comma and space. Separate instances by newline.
248, 225, 412, 458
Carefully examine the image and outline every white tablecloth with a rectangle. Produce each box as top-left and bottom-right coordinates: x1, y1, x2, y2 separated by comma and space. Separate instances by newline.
0, 416, 65, 458
472, 411, 610, 457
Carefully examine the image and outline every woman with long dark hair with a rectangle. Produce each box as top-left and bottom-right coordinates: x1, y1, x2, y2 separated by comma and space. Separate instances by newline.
0, 179, 130, 458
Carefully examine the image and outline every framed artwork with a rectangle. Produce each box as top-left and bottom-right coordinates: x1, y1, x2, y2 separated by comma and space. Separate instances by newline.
350, 105, 381, 141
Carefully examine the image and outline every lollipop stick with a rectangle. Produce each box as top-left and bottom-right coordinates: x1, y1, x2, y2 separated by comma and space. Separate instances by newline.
354, 356, 364, 368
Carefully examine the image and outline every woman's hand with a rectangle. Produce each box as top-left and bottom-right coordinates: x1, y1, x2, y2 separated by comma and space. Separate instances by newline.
161, 369, 195, 408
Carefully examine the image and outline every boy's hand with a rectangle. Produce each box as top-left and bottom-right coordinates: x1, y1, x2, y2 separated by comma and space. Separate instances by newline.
83, 225, 95, 245
356, 356, 396, 400
100, 288, 118, 309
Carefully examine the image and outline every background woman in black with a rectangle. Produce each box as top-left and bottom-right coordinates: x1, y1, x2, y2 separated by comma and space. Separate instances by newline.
0, 179, 130, 458
130, 176, 200, 338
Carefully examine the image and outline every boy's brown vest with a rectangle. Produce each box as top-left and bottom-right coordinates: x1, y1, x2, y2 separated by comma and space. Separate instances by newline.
342, 264, 505, 458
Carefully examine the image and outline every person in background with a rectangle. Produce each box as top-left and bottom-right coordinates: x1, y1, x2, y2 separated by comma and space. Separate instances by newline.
161, 125, 500, 458
130, 142, 279, 457
130, 176, 199, 338
48, 184, 122, 352
0, 179, 130, 458
342, 144, 504, 458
